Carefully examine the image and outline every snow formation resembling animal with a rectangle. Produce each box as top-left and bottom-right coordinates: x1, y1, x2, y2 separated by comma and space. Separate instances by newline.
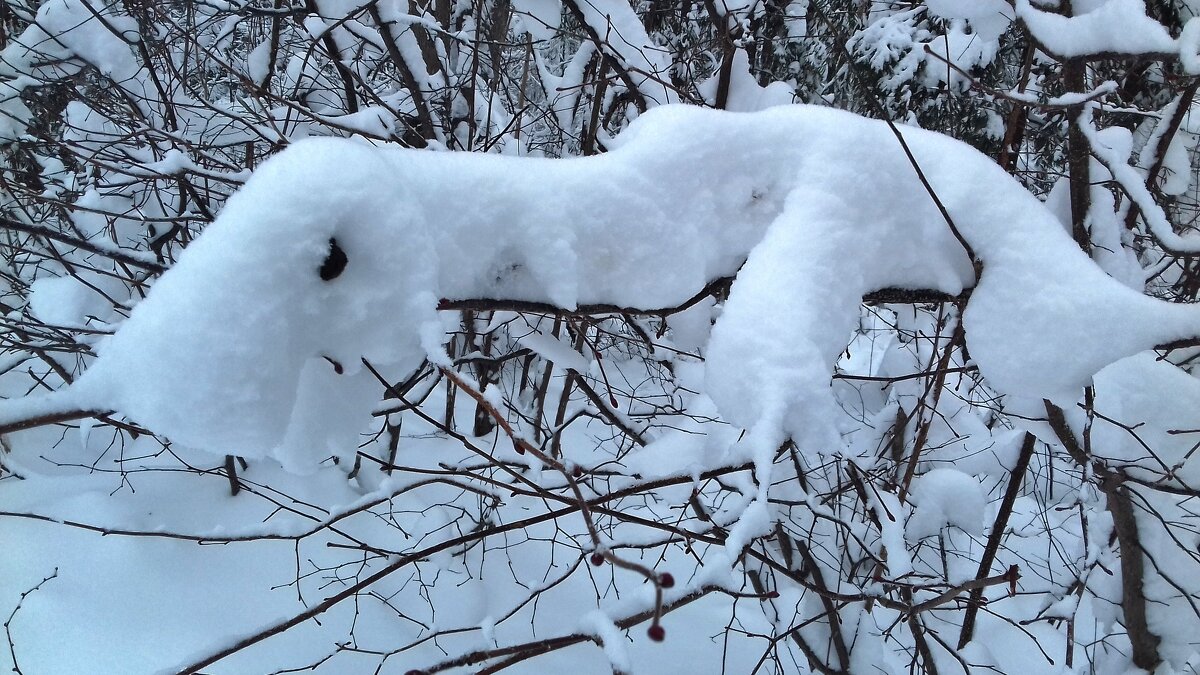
44, 104, 1200, 469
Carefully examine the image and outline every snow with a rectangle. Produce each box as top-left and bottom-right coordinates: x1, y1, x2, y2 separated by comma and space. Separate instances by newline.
512, 0, 562, 40
245, 39, 272, 88
1057, 353, 1200, 667
1087, 353, 1200, 486
519, 330, 590, 373
698, 50, 796, 111
0, 0, 143, 138
1016, 0, 1177, 58
920, 21, 1001, 90
0, 387, 94, 435
30, 0, 141, 79
664, 296, 715, 352
925, 0, 1013, 41
1079, 102, 1200, 254
44, 103, 1200, 470
10, 0, 1200, 671
850, 4, 1009, 91
28, 275, 108, 327
567, 0, 678, 106
721, 495, 773, 562
578, 611, 630, 672
850, 8, 937, 91
1183, 19, 1200, 74
870, 487, 914, 578
1160, 130, 1195, 196
905, 468, 986, 540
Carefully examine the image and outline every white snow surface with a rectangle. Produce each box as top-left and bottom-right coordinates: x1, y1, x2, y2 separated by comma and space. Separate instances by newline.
906, 468, 986, 541
511, 0, 562, 40
1016, 0, 1178, 58
62, 104, 1200, 468
925, 0, 1012, 41
1087, 353, 1200, 486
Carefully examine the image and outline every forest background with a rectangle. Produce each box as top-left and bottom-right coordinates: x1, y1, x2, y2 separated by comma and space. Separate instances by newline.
3, 0, 1200, 674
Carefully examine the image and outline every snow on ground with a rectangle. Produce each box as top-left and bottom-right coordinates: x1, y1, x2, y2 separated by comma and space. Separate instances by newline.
0, 386, 777, 674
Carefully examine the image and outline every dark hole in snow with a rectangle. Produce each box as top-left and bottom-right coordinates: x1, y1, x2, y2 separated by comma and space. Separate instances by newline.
319, 237, 348, 281
322, 355, 344, 374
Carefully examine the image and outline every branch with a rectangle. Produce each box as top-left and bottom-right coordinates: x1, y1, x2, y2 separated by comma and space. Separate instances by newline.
559, 0, 650, 113
911, 566, 1020, 617
170, 447, 754, 673
171, 504, 583, 675
1, 216, 166, 273
958, 433, 1036, 648
367, 3, 436, 145
1124, 81, 1200, 234
0, 408, 114, 435
1044, 401, 1162, 670
4, 567, 58, 675
427, 586, 718, 674
438, 283, 967, 317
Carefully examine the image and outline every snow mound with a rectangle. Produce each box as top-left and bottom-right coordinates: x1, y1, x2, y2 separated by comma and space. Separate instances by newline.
55, 104, 1200, 468
906, 468, 986, 540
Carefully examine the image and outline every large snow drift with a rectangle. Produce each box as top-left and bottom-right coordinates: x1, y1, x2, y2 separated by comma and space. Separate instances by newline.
54, 104, 1200, 466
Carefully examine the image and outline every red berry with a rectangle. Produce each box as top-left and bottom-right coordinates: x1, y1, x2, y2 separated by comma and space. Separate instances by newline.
647, 624, 666, 642
659, 572, 675, 589
590, 552, 605, 566
764, 590, 779, 599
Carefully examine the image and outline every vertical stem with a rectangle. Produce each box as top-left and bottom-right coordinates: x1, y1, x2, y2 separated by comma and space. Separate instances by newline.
369, 3, 435, 144
532, 317, 562, 442
1063, 55, 1090, 250
997, 41, 1035, 172
550, 324, 586, 458
306, 0, 360, 113
957, 433, 1036, 648
1044, 401, 1162, 670
898, 308, 963, 502
223, 455, 241, 496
